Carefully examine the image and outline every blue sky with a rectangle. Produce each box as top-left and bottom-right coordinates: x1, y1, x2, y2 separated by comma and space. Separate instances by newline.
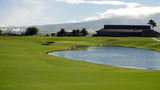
0, 0, 160, 27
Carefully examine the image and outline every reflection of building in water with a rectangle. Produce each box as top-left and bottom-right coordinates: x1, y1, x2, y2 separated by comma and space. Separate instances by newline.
95, 25, 160, 37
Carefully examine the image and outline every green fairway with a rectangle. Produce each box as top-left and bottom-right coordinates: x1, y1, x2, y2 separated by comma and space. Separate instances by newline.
0, 36, 160, 90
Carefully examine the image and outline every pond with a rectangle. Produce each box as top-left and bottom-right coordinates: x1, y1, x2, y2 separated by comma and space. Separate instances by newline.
48, 46, 160, 70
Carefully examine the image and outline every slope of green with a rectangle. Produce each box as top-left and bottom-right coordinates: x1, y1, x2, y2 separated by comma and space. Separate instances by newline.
0, 36, 160, 90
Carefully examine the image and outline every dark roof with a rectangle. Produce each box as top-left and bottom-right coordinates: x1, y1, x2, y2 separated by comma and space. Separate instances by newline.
104, 25, 151, 29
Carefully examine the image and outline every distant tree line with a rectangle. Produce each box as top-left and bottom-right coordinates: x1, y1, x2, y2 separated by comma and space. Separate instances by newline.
57, 28, 88, 36
0, 27, 89, 37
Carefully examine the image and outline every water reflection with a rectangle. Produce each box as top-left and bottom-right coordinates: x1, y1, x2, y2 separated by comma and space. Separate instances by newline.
48, 46, 160, 70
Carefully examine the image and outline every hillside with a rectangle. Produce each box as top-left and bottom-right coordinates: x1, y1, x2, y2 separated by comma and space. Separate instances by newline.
34, 16, 160, 34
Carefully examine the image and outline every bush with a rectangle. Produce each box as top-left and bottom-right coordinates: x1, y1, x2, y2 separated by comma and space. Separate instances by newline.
25, 27, 39, 36
0, 30, 2, 35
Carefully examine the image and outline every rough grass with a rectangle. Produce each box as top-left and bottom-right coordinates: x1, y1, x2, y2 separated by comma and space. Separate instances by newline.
0, 36, 160, 90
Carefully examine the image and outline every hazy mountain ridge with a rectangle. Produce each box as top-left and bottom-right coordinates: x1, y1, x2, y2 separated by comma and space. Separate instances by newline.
35, 15, 160, 34
2, 15, 160, 34
35, 20, 105, 34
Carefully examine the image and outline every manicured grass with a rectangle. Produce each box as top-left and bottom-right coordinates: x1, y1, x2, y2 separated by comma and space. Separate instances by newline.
0, 36, 160, 90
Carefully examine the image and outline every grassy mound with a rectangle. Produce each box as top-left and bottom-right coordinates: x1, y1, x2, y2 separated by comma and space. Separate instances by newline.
0, 36, 160, 90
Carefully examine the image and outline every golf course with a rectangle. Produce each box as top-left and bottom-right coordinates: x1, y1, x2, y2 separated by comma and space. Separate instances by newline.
0, 36, 160, 90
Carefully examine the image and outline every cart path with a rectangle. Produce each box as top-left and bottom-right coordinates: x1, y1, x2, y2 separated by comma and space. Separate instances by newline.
152, 38, 160, 42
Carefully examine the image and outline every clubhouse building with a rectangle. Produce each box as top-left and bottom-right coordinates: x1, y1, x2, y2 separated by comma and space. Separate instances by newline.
95, 25, 160, 37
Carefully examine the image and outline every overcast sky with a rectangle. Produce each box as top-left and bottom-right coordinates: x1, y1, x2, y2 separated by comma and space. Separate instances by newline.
0, 0, 160, 27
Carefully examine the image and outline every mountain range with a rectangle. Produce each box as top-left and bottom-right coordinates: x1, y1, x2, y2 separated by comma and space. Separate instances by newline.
2, 15, 160, 34
34, 16, 160, 34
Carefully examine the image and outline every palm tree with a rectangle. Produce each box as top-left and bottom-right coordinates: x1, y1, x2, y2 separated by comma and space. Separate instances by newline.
72, 30, 76, 36
57, 28, 66, 36
148, 19, 157, 29
76, 29, 80, 36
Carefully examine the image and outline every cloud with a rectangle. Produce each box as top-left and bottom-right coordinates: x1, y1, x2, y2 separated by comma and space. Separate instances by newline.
2, 0, 47, 26
12, 28, 24, 32
56, 0, 84, 4
84, 6, 160, 21
0, 27, 7, 31
85, 1, 140, 8
55, 0, 140, 8
39, 17, 56, 20
23, 0, 42, 4
0, 24, 7, 27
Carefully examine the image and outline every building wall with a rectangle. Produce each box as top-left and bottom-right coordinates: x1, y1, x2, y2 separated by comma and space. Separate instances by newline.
95, 25, 160, 37
100, 29, 143, 32
97, 29, 144, 36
